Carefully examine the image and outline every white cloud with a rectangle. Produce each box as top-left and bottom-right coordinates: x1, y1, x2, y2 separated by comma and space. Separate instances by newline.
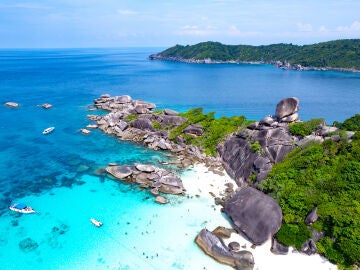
227, 25, 260, 37
177, 24, 259, 38
297, 22, 313, 32
336, 20, 360, 32
117, 9, 138, 15
318, 26, 329, 33
180, 25, 199, 30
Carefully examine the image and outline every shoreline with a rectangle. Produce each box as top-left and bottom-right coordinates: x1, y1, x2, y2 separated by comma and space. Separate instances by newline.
149, 54, 360, 73
185, 165, 337, 270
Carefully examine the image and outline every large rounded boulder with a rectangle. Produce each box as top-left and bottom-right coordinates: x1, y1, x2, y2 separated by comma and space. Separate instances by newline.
275, 97, 299, 120
224, 187, 283, 245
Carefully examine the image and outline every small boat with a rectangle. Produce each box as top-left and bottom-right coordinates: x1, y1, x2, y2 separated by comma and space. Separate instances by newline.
9, 203, 35, 214
43, 127, 55, 135
90, 218, 103, 227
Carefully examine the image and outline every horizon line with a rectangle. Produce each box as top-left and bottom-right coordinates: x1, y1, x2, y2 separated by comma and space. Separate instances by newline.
0, 38, 358, 50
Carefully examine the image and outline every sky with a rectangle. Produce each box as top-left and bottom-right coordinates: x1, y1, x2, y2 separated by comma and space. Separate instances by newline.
0, 0, 359, 48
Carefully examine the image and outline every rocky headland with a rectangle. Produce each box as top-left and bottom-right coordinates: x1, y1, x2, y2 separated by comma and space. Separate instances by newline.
89, 94, 348, 269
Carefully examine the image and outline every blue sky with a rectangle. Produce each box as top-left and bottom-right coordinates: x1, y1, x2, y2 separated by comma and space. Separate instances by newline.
0, 0, 359, 48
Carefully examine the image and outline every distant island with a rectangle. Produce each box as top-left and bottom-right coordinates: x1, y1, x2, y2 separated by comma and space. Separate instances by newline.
150, 39, 360, 72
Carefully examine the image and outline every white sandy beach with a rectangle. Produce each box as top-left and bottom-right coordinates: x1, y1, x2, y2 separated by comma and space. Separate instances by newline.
181, 164, 338, 270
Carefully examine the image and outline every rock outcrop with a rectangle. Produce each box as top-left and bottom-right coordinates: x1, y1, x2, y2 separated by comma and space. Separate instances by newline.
5, 102, 19, 108
42, 103, 52, 109
275, 97, 299, 122
224, 187, 283, 245
271, 238, 289, 255
195, 228, 254, 270
301, 239, 318, 255
305, 206, 319, 225
218, 97, 301, 186
106, 164, 184, 195
164, 108, 179, 116
183, 124, 204, 136
218, 119, 296, 186
212, 226, 235, 239
91, 94, 222, 170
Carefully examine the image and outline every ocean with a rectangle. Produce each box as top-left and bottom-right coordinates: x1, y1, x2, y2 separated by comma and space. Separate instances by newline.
0, 48, 358, 270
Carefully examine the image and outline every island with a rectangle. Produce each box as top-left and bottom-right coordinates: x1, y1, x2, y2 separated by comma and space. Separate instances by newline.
89, 94, 360, 269
149, 39, 360, 72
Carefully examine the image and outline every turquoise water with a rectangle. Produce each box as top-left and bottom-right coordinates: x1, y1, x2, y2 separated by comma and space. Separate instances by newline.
0, 48, 359, 269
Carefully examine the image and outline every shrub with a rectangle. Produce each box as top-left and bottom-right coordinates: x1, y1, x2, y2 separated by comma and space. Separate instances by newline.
169, 107, 252, 155
125, 114, 139, 122
152, 121, 162, 130
352, 131, 360, 141
276, 223, 311, 250
289, 118, 325, 137
334, 114, 360, 131
250, 141, 261, 152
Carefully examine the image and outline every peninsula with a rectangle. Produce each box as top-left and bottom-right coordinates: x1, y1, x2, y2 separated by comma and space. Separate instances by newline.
88, 94, 359, 269
149, 39, 360, 72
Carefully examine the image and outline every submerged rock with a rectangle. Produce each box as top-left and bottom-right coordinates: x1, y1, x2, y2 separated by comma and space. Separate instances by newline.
19, 238, 39, 252
155, 195, 168, 204
224, 187, 283, 245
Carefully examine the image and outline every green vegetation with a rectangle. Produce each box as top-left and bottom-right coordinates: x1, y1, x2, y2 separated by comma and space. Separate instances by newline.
334, 114, 360, 131
250, 141, 262, 152
289, 118, 325, 137
276, 223, 311, 250
158, 39, 360, 69
259, 131, 360, 268
125, 114, 139, 121
169, 107, 252, 155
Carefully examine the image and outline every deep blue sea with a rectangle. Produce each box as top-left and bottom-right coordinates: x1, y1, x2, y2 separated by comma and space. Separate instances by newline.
0, 48, 358, 270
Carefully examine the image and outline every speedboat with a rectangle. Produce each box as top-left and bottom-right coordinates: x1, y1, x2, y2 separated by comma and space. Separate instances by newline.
43, 127, 55, 135
90, 218, 103, 227
9, 203, 35, 214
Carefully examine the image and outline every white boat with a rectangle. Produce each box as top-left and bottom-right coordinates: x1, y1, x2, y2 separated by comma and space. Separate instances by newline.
43, 127, 55, 135
90, 218, 103, 227
9, 203, 35, 214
